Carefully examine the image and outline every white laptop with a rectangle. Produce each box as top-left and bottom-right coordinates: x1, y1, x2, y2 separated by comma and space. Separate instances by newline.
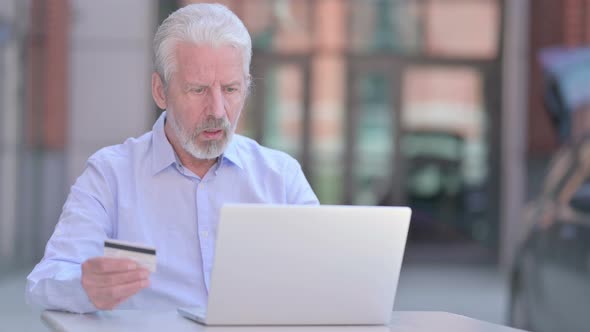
178, 204, 411, 326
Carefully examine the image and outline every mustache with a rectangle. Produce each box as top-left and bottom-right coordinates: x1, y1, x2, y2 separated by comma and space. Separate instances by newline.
195, 117, 231, 134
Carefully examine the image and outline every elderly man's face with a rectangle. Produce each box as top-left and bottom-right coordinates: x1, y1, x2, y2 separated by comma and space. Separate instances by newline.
157, 42, 247, 160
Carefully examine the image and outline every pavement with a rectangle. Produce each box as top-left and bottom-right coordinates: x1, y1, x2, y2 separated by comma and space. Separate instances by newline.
395, 263, 508, 324
0, 268, 47, 331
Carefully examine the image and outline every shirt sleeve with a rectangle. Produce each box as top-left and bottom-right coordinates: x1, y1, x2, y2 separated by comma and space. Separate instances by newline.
25, 157, 115, 313
284, 158, 320, 205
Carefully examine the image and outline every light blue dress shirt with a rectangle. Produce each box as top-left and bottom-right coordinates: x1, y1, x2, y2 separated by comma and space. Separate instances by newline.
26, 112, 319, 313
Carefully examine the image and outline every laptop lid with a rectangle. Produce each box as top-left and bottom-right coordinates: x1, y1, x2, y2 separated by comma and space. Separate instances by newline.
204, 204, 411, 326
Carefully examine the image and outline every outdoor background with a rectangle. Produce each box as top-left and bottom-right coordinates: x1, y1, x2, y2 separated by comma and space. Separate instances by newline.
0, 0, 588, 330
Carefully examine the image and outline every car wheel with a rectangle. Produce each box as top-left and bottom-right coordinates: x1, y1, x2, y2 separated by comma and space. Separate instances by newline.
509, 275, 533, 331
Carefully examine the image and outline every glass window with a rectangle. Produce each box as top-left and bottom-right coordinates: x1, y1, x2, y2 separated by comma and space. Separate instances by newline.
262, 64, 304, 158
401, 65, 490, 241
402, 66, 488, 188
310, 55, 346, 204
349, 0, 422, 53
348, 0, 500, 58
237, 61, 306, 161
353, 73, 395, 205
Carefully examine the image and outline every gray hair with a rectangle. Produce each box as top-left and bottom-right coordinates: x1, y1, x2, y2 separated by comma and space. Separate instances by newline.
153, 3, 252, 87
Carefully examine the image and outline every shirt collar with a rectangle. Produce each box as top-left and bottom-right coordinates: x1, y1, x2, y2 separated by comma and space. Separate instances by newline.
151, 112, 178, 175
219, 135, 244, 170
151, 111, 244, 175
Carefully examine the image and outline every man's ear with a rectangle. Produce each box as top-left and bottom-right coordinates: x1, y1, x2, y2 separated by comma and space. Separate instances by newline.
152, 72, 167, 110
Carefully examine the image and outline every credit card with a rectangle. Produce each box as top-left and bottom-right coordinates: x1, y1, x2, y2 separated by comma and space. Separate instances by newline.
103, 239, 157, 272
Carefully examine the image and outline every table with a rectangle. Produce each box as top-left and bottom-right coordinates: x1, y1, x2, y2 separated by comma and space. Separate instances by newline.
41, 310, 527, 332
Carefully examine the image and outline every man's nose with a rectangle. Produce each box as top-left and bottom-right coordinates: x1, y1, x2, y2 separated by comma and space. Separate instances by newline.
208, 86, 225, 118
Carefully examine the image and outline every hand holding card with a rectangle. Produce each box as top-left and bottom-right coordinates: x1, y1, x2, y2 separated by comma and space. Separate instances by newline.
81, 256, 151, 310
80, 239, 157, 310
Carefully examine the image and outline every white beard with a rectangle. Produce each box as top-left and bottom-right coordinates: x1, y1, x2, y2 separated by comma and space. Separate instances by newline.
168, 110, 234, 160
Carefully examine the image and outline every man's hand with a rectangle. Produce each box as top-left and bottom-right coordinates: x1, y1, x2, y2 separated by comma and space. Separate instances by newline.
81, 257, 150, 310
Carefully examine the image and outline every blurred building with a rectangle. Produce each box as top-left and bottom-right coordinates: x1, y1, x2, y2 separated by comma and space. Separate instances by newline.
1, 0, 156, 267
3, 0, 587, 269
187, 0, 504, 258
0, 0, 24, 267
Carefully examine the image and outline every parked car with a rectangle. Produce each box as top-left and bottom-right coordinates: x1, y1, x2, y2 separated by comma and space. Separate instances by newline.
509, 135, 590, 332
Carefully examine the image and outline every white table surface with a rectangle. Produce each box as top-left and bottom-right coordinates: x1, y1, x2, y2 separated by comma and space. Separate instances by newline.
41, 310, 527, 332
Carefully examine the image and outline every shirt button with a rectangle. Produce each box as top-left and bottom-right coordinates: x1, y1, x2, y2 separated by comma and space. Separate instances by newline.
201, 231, 209, 238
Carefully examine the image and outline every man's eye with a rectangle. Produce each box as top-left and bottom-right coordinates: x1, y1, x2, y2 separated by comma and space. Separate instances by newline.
225, 87, 238, 93
190, 87, 205, 94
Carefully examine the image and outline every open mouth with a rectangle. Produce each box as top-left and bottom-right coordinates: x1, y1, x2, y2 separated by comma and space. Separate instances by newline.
201, 129, 224, 140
